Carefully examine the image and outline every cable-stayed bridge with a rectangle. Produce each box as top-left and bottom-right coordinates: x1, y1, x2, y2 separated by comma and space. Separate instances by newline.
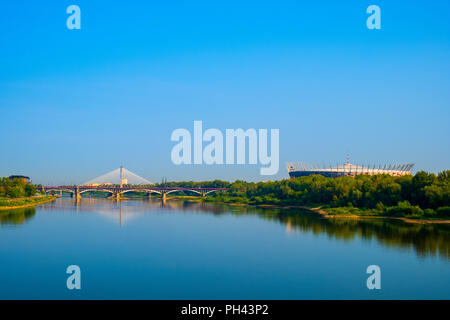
39, 167, 227, 200
83, 167, 152, 186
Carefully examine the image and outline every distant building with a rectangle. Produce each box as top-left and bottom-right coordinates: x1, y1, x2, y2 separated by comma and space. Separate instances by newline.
85, 182, 114, 187
8, 175, 31, 183
286, 161, 414, 179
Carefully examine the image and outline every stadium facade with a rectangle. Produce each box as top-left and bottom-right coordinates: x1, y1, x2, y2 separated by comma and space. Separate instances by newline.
286, 160, 414, 179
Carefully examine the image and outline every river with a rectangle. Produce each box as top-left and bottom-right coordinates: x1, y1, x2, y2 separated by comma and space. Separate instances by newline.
0, 198, 448, 299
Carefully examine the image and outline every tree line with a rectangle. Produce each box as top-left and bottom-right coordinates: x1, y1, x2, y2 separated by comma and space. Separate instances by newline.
0, 178, 36, 198
3, 171, 449, 218
160, 171, 450, 218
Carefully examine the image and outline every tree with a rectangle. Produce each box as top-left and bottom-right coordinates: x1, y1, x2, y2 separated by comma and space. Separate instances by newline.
24, 184, 36, 197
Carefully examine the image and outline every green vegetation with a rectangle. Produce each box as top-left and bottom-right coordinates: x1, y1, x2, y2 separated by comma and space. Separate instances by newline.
0, 195, 55, 208
162, 171, 450, 220
0, 177, 53, 209
0, 177, 36, 198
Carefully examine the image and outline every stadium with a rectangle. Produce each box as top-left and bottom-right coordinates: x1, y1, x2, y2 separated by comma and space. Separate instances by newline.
286, 159, 414, 179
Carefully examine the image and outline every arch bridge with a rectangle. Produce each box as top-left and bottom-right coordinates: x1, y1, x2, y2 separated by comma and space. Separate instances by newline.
41, 186, 227, 200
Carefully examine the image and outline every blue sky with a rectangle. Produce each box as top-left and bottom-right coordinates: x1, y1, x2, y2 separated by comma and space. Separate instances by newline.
0, 1, 449, 185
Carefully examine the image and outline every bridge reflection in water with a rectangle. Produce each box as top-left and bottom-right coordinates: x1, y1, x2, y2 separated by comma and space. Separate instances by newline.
4, 198, 445, 260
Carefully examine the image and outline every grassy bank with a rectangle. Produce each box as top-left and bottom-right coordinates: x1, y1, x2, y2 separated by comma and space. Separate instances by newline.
201, 195, 450, 222
0, 195, 55, 210
318, 202, 450, 221
305, 206, 450, 224
202, 198, 450, 223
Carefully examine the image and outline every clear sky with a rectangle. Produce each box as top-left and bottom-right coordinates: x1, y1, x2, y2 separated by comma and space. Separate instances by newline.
1, 1, 449, 185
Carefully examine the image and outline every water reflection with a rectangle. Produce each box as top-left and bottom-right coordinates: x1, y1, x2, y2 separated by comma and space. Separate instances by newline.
200, 203, 450, 260
0, 207, 36, 225
278, 211, 450, 260
3, 198, 450, 260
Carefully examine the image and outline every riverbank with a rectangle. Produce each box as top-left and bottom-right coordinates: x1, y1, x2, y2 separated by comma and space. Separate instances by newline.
297, 206, 450, 224
0, 195, 55, 211
158, 171, 450, 223
199, 197, 450, 224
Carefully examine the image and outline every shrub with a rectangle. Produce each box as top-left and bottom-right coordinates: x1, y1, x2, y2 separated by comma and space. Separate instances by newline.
8, 185, 24, 198
24, 184, 36, 197
423, 208, 437, 217
375, 202, 385, 212
385, 201, 424, 217
436, 206, 450, 217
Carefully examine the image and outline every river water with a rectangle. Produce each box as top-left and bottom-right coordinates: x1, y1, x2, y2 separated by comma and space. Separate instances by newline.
0, 198, 448, 299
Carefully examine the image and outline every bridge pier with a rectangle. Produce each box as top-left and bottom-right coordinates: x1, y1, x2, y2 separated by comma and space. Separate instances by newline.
112, 191, 121, 200
162, 193, 167, 201
75, 187, 82, 200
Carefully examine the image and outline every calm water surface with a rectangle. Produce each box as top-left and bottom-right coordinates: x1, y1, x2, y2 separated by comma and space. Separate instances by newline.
0, 198, 449, 299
